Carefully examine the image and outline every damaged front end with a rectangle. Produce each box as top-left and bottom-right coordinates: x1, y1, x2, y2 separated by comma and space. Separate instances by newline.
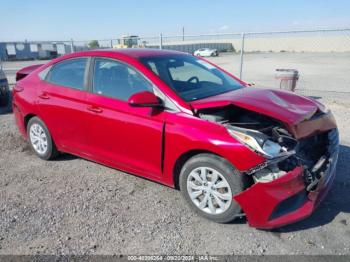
198, 105, 339, 229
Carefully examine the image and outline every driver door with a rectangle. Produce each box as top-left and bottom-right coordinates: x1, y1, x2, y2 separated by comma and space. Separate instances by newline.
85, 57, 165, 178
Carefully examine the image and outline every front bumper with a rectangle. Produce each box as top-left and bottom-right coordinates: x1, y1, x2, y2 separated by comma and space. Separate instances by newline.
234, 129, 339, 229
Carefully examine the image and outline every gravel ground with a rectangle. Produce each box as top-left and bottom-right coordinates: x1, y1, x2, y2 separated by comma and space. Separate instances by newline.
0, 53, 350, 255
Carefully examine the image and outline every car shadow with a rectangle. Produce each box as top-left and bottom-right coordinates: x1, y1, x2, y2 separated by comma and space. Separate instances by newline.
54, 153, 78, 161
272, 144, 350, 232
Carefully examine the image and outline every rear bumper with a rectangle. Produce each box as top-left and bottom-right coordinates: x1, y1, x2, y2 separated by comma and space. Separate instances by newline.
234, 129, 339, 229
12, 98, 27, 137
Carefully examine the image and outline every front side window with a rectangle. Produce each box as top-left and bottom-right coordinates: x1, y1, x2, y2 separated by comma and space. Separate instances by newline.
168, 61, 222, 85
92, 58, 153, 101
140, 55, 244, 101
47, 58, 87, 90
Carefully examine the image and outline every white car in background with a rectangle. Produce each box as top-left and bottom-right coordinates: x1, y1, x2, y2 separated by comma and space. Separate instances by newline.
194, 48, 219, 57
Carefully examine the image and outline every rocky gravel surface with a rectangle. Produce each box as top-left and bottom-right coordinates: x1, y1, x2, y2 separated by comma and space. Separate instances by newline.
0, 92, 349, 256
1, 53, 350, 255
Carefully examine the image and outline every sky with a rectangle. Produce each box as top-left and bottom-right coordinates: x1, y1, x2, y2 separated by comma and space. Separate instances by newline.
1, 0, 350, 41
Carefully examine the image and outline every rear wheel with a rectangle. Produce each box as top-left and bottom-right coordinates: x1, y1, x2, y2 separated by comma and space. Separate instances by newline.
179, 153, 245, 223
27, 117, 58, 160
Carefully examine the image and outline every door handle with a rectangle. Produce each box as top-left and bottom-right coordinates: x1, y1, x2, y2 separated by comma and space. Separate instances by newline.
87, 106, 103, 113
38, 92, 50, 99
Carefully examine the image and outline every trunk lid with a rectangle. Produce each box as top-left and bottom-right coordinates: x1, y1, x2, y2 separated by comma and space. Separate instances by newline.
16, 64, 44, 81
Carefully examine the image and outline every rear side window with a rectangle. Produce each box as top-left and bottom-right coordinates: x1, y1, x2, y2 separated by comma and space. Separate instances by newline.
47, 58, 87, 90
92, 58, 153, 101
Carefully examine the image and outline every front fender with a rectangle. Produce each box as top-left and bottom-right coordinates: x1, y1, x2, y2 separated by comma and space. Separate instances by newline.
162, 112, 266, 186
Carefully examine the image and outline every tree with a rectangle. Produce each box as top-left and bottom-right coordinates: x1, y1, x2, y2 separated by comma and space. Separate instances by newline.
88, 40, 100, 49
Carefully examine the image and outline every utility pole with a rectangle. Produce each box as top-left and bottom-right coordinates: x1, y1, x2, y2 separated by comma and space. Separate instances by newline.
182, 26, 185, 41
239, 33, 245, 80
70, 39, 75, 53
159, 34, 163, 50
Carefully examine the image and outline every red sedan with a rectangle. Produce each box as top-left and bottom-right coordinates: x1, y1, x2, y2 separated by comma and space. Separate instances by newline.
13, 49, 339, 229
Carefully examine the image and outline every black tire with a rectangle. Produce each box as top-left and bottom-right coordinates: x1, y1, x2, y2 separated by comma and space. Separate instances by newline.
27, 117, 59, 160
179, 153, 245, 223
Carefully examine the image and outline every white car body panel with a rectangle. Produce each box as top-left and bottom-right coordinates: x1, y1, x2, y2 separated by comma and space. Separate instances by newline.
194, 48, 218, 57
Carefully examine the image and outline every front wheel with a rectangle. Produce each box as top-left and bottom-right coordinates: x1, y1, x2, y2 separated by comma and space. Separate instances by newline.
179, 153, 245, 223
27, 117, 59, 160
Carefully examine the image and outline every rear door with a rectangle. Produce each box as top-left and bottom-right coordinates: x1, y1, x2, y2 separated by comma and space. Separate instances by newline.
84, 57, 165, 178
37, 57, 91, 154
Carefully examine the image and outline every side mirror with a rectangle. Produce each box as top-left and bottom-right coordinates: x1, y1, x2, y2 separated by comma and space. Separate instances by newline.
128, 91, 163, 108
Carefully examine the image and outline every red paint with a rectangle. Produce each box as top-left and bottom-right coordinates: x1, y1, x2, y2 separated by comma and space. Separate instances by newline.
190, 87, 320, 125
16, 64, 43, 81
12, 49, 337, 229
234, 163, 337, 229
128, 91, 161, 107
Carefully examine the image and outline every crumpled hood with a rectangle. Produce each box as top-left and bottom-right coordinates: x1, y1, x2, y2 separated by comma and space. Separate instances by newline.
190, 87, 325, 125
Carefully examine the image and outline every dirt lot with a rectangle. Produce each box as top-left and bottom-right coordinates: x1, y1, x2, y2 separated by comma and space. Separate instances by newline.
0, 53, 350, 255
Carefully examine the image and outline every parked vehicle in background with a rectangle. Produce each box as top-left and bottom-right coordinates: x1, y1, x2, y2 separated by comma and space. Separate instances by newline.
12, 49, 338, 229
194, 48, 219, 57
0, 68, 10, 107
113, 35, 142, 49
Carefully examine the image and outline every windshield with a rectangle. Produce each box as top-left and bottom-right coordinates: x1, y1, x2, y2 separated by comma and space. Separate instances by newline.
139, 55, 244, 101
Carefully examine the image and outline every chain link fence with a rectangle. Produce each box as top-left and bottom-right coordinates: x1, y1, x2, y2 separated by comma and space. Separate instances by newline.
156, 29, 350, 96
1, 28, 350, 96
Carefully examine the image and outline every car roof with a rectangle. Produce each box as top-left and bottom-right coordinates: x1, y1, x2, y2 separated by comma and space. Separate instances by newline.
73, 48, 188, 59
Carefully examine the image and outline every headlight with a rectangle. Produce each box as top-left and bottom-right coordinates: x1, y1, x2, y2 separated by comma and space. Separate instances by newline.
227, 126, 282, 159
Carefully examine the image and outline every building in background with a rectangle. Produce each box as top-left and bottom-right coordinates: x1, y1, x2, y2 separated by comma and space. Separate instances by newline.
0, 42, 74, 61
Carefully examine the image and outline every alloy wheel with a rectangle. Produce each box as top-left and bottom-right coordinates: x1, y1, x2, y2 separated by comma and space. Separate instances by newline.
29, 123, 48, 155
187, 167, 232, 215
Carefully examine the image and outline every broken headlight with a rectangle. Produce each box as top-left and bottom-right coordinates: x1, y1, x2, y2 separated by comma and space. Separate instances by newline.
226, 126, 282, 159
